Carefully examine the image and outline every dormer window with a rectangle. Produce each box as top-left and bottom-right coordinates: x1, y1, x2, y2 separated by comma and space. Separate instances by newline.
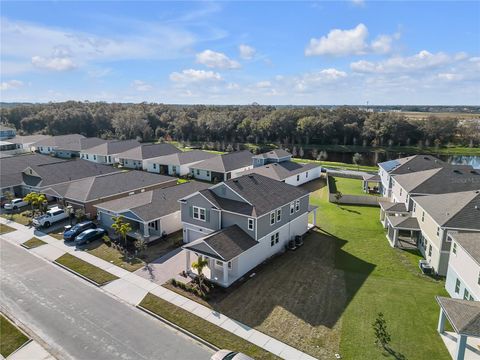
248, 218, 254, 231
276, 208, 282, 222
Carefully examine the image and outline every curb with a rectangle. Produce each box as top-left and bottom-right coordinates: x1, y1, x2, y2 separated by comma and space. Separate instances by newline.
53, 260, 113, 287
137, 305, 219, 352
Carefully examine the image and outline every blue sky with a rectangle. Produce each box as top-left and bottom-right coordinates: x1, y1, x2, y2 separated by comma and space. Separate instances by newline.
1, 1, 479, 105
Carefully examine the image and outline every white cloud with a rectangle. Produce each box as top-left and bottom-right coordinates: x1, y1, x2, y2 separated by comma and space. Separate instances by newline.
305, 24, 398, 56
0, 80, 24, 91
132, 80, 153, 91
31, 55, 77, 71
239, 44, 256, 60
170, 69, 223, 83
293, 68, 347, 92
255, 81, 272, 88
196, 50, 241, 69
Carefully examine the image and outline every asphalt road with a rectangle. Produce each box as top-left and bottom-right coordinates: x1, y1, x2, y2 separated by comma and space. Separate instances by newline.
0, 240, 213, 360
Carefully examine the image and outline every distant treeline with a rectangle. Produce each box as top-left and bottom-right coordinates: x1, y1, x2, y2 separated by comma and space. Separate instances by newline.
1, 101, 479, 147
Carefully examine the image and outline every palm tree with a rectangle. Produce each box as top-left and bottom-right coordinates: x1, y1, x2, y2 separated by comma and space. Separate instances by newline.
191, 257, 209, 289
111, 215, 132, 251
23, 192, 47, 216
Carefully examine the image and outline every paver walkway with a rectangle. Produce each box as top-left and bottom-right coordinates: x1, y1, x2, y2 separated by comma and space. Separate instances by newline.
0, 218, 317, 360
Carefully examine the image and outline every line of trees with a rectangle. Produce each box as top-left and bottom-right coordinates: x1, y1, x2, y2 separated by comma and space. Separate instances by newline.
1, 102, 479, 147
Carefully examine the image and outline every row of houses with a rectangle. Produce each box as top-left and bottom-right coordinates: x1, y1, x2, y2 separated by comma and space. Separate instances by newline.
377, 155, 480, 302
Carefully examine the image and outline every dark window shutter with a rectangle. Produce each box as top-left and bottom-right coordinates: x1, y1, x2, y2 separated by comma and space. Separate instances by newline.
189, 206, 193, 217
205, 209, 210, 222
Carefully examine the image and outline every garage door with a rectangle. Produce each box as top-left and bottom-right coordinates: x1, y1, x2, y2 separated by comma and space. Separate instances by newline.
186, 229, 204, 243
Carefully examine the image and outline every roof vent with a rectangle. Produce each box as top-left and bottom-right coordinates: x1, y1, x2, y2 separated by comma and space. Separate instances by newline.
453, 169, 462, 174
471, 170, 478, 175
248, 174, 254, 178
233, 179, 238, 182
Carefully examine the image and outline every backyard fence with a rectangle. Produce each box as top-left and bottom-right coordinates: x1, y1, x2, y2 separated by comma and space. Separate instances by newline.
327, 175, 387, 206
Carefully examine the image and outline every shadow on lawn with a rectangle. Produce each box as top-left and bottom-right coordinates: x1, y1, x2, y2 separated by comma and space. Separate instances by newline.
212, 228, 375, 329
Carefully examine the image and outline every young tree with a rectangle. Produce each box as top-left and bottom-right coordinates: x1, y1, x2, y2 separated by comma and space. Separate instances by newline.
372, 312, 391, 349
23, 192, 47, 215
318, 150, 328, 161
74, 208, 86, 223
191, 257, 209, 289
352, 152, 363, 170
134, 238, 148, 258
111, 215, 132, 250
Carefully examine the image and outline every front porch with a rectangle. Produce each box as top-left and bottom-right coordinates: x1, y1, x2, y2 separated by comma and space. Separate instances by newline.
386, 215, 420, 248
379, 200, 410, 228
362, 173, 382, 194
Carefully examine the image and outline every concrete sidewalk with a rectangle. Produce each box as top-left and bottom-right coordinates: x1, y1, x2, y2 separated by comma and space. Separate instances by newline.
7, 341, 55, 360
1, 218, 317, 360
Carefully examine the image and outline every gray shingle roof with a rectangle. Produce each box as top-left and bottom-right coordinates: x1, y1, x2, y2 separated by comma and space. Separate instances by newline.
379, 155, 445, 175
395, 166, 480, 194
413, 191, 480, 230
240, 161, 319, 181
95, 181, 210, 222
22, 159, 121, 188
8, 135, 51, 145
379, 201, 408, 212
83, 139, 140, 155
451, 232, 480, 264
199, 189, 255, 216
44, 170, 176, 202
387, 215, 420, 230
149, 150, 217, 166
184, 225, 258, 261
436, 296, 480, 337
33, 134, 86, 150
252, 149, 291, 159
191, 150, 252, 172
223, 173, 309, 216
116, 143, 182, 161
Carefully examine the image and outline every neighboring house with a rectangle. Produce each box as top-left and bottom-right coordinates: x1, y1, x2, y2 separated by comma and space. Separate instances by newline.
116, 143, 182, 170
34, 134, 89, 157
43, 170, 177, 219
0, 125, 16, 140
145, 150, 217, 176
240, 149, 321, 186
378, 155, 445, 198
446, 232, 480, 301
180, 173, 317, 287
21, 159, 120, 195
8, 135, 51, 151
189, 150, 253, 182
0, 153, 65, 197
95, 181, 210, 242
80, 139, 140, 164
385, 190, 480, 276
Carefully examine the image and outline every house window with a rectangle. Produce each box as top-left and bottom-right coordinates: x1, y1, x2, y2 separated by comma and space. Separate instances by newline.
452, 243, 457, 254
196, 169, 200, 175
248, 218, 254, 231
428, 244, 432, 257
86, 154, 89, 160
206, 171, 210, 176
296, 174, 300, 181
413, 203, 416, 212
153, 163, 157, 169
464, 288, 470, 300
421, 211, 425, 222
148, 221, 158, 231
295, 200, 300, 212
436, 227, 440, 237
191, 169, 195, 175
270, 232, 279, 246
478, 271, 480, 286
290, 202, 295, 215
276, 208, 281, 222
270, 212, 275, 225
455, 279, 460, 293
108, 156, 111, 162
306, 171, 308, 178
193, 206, 206, 221
400, 188, 402, 196
275, 232, 279, 244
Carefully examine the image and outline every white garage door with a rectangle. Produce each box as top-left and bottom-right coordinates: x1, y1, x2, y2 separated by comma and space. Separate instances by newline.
186, 229, 205, 243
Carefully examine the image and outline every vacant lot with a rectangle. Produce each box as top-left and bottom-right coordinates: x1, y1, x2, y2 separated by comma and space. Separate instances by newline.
210, 179, 449, 360
0, 314, 29, 357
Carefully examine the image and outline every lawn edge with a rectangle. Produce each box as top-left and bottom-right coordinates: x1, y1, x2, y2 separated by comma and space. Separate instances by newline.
137, 304, 219, 352
53, 259, 116, 287
0, 313, 32, 358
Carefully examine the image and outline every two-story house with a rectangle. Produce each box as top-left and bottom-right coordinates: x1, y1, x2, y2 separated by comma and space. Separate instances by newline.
116, 143, 182, 170
446, 232, 480, 301
144, 150, 216, 176
180, 173, 316, 287
188, 150, 253, 182
80, 139, 140, 165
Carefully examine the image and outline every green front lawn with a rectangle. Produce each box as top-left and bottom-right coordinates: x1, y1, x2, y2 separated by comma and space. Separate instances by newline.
139, 293, 278, 360
0, 314, 29, 357
22, 237, 47, 249
0, 224, 16, 235
55, 253, 118, 285
1, 212, 32, 226
83, 241, 143, 272
207, 178, 449, 360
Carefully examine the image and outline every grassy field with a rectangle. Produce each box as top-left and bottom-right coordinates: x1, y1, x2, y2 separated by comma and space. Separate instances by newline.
206, 179, 449, 360
22, 237, 47, 249
139, 293, 278, 360
0, 223, 16, 235
0, 314, 29, 357
397, 111, 480, 121
293, 158, 378, 172
329, 176, 366, 196
55, 253, 118, 285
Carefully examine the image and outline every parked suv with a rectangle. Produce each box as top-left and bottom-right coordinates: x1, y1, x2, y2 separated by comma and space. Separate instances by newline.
4, 198, 28, 210
32, 207, 68, 228
63, 221, 97, 242
74, 228, 106, 246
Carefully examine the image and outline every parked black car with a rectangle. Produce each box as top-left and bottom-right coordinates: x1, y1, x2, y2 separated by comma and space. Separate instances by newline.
74, 228, 106, 246
63, 221, 96, 241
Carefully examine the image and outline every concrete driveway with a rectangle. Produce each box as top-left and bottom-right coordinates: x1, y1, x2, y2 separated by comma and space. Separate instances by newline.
134, 248, 196, 285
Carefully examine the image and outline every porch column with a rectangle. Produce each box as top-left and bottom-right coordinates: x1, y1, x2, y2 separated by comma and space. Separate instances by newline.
393, 228, 399, 247
222, 261, 228, 286
454, 334, 467, 360
185, 250, 190, 273
143, 222, 150, 239
437, 308, 446, 333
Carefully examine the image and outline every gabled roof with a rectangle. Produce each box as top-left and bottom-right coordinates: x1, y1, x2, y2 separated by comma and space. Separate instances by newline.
116, 143, 182, 161
22, 159, 121, 188
223, 173, 309, 216
413, 191, 480, 230
95, 181, 210, 222
252, 149, 291, 160
436, 296, 480, 337
379, 201, 408, 212
199, 189, 255, 216
43, 170, 176, 202
82, 139, 140, 155
8, 135, 51, 145
239, 161, 319, 181
394, 166, 480, 194
378, 155, 445, 175
148, 150, 216, 166
184, 225, 258, 261
33, 134, 86, 150
387, 215, 420, 230
191, 150, 252, 172
451, 232, 480, 265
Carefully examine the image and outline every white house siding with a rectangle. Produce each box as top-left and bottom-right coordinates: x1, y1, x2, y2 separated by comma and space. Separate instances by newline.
122, 159, 143, 169
160, 211, 181, 235
191, 168, 212, 182
230, 165, 253, 179
285, 167, 322, 186
80, 153, 115, 164
379, 167, 391, 197
445, 242, 480, 300
145, 161, 160, 173
390, 180, 409, 206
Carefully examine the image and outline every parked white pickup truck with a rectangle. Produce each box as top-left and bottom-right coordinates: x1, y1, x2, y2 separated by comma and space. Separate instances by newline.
32, 207, 68, 228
